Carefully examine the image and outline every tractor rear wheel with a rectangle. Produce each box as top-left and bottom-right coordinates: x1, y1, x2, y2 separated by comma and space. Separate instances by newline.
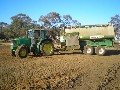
41, 41, 54, 56
16, 45, 28, 58
83, 45, 94, 55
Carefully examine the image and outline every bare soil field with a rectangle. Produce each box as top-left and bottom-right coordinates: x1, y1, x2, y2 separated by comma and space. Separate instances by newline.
0, 43, 120, 90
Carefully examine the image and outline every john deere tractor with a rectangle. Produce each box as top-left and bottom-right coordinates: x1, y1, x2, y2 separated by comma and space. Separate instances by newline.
11, 29, 54, 58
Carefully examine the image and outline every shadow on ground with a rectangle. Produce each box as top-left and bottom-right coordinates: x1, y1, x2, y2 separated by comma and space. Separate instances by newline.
105, 50, 120, 56
54, 49, 120, 56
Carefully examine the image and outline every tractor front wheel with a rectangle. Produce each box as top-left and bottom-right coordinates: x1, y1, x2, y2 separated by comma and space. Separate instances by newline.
41, 41, 54, 56
16, 45, 28, 58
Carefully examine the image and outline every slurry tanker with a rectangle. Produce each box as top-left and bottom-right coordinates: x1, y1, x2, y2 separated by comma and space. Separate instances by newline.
58, 24, 120, 56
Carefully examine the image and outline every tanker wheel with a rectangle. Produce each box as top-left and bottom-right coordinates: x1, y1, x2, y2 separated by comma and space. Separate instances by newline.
41, 41, 54, 56
83, 45, 94, 55
15, 45, 28, 58
96, 46, 106, 56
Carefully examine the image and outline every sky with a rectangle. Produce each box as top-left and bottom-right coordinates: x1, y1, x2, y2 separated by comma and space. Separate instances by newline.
0, 0, 120, 25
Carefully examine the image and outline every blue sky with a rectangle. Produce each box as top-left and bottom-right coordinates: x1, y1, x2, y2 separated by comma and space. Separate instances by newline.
0, 0, 120, 25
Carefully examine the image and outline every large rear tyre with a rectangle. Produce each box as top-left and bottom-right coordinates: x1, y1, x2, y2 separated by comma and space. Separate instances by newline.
15, 45, 28, 58
83, 45, 94, 55
95, 46, 106, 56
41, 41, 54, 56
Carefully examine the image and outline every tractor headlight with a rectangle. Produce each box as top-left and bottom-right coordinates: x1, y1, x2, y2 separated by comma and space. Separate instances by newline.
10, 43, 13, 46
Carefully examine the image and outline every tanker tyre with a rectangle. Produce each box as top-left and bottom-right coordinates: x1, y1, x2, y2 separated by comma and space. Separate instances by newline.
96, 46, 106, 56
41, 41, 54, 56
83, 45, 94, 55
15, 45, 28, 58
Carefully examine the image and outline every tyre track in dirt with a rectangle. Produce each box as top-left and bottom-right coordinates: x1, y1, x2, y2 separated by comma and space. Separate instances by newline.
97, 63, 120, 90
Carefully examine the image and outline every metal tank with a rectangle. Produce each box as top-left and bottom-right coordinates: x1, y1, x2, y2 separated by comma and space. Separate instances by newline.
65, 24, 115, 40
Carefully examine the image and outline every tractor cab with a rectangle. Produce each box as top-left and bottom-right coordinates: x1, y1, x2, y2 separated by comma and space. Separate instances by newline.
27, 29, 51, 44
27, 29, 46, 39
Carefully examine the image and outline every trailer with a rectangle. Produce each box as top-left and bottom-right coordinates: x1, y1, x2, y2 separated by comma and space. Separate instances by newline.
57, 24, 120, 56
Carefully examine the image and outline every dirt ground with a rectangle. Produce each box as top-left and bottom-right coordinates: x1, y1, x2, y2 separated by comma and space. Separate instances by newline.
0, 43, 120, 90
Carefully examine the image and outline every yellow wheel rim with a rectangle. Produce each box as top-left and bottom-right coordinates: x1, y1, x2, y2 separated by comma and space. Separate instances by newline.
20, 49, 27, 56
43, 44, 53, 54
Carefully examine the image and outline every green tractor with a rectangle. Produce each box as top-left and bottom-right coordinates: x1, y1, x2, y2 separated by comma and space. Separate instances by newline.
10, 29, 54, 58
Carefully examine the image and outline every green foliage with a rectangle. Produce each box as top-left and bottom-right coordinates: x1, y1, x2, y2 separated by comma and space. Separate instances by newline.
0, 22, 8, 39
39, 12, 61, 28
39, 12, 81, 29
0, 12, 81, 40
38, 12, 81, 40
110, 14, 120, 39
0, 13, 41, 39
60, 29, 65, 36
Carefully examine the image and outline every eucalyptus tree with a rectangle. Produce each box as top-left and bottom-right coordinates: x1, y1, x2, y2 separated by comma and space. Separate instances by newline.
110, 14, 120, 39
39, 12, 61, 28
10, 13, 33, 37
0, 22, 8, 39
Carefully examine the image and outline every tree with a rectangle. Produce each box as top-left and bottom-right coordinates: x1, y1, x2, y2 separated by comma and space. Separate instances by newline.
72, 20, 81, 27
110, 14, 120, 39
62, 15, 81, 27
39, 12, 61, 28
11, 13, 32, 24
10, 13, 41, 38
0, 22, 8, 32
0, 12, 81, 39
0, 22, 8, 39
29, 20, 41, 29
39, 12, 81, 28
10, 13, 32, 37
62, 15, 72, 26
38, 12, 81, 41
11, 13, 32, 29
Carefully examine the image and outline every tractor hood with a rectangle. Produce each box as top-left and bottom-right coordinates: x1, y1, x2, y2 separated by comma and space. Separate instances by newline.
11, 38, 31, 46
